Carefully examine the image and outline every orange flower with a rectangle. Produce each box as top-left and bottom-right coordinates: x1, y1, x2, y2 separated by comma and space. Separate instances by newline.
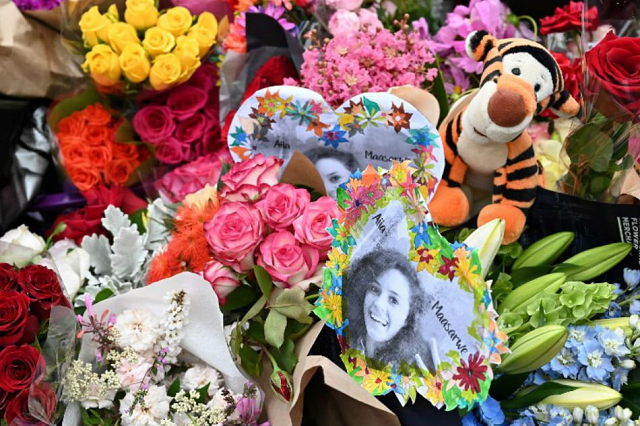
80, 104, 113, 126
86, 146, 112, 168
111, 142, 140, 163
147, 246, 185, 283
223, 23, 247, 53
57, 114, 87, 136
61, 144, 87, 164
104, 158, 134, 185
67, 163, 102, 191
84, 125, 112, 146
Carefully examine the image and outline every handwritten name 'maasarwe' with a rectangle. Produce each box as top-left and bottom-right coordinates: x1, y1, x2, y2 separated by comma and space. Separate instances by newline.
365, 151, 411, 162
431, 300, 468, 355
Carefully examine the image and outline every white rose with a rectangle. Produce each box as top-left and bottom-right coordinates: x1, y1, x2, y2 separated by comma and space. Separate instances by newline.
0, 225, 46, 267
120, 386, 170, 426
182, 364, 222, 396
115, 309, 161, 352
38, 239, 90, 298
116, 357, 154, 391
80, 381, 116, 410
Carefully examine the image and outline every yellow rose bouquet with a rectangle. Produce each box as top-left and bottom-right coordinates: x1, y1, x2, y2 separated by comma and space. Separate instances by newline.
65, 0, 218, 92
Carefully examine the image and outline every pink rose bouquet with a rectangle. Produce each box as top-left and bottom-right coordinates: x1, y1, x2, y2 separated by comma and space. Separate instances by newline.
133, 63, 223, 165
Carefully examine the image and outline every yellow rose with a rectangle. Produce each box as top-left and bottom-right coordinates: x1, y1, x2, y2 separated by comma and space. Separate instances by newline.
82, 44, 121, 87
174, 35, 200, 81
108, 22, 140, 54
79, 6, 111, 47
187, 12, 218, 57
119, 44, 150, 83
157, 7, 194, 37
197, 11, 218, 34
149, 53, 182, 90
124, 0, 159, 31
142, 27, 176, 57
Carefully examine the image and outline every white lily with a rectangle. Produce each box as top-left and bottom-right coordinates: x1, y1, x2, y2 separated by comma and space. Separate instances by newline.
463, 219, 505, 278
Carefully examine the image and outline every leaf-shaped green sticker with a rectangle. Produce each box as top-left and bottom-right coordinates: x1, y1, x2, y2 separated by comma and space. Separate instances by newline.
363, 97, 381, 116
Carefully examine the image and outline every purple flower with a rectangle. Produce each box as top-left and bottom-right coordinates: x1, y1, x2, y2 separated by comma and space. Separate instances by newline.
237, 3, 298, 37
12, 0, 61, 10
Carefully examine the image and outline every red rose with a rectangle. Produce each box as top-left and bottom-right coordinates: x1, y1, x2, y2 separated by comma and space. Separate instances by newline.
585, 31, 640, 118
0, 290, 38, 347
133, 105, 176, 144
18, 265, 66, 312
4, 383, 57, 426
83, 185, 147, 215
0, 387, 12, 411
175, 114, 208, 145
0, 346, 45, 393
542, 52, 582, 118
0, 263, 17, 290
540, 1, 598, 35
242, 56, 298, 103
167, 85, 209, 119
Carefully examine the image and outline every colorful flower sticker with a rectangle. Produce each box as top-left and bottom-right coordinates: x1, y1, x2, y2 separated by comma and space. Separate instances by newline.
227, 86, 444, 200
314, 164, 508, 410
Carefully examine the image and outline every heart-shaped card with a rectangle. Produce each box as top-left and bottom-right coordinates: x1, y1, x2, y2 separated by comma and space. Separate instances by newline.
314, 164, 508, 409
227, 86, 443, 200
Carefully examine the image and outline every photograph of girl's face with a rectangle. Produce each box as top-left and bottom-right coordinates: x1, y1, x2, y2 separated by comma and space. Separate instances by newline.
315, 157, 352, 199
363, 269, 411, 344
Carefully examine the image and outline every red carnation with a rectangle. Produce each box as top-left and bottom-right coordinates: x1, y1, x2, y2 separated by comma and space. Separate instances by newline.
4, 383, 57, 426
0, 290, 38, 347
540, 1, 599, 35
0, 263, 17, 291
0, 346, 46, 393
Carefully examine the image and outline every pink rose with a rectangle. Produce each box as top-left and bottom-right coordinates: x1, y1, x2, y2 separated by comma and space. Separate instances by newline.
256, 184, 310, 230
203, 261, 240, 304
133, 106, 176, 144
155, 139, 191, 165
156, 149, 232, 203
328, 10, 361, 38
167, 86, 209, 119
326, 0, 362, 11
204, 202, 264, 272
187, 63, 217, 94
257, 231, 319, 289
293, 196, 339, 253
169, 0, 228, 18
175, 114, 208, 145
221, 154, 282, 202
358, 9, 382, 31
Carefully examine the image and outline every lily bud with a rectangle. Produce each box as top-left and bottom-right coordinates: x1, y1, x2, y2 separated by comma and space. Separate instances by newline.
535, 380, 622, 410
513, 231, 574, 270
591, 318, 633, 337
499, 325, 568, 374
619, 359, 635, 369
572, 407, 584, 424
630, 314, 639, 331
615, 406, 632, 422
463, 219, 505, 278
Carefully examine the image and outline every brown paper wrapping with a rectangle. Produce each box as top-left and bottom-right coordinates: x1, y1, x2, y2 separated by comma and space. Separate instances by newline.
257, 322, 401, 426
388, 85, 441, 126
280, 151, 328, 197
0, 0, 84, 99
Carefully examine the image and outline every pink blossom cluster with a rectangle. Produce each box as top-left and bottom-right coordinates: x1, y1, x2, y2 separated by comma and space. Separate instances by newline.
133, 63, 223, 165
203, 154, 339, 296
155, 148, 232, 203
296, 26, 437, 107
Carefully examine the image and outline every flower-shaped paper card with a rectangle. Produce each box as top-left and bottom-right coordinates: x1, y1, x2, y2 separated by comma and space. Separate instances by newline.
314, 164, 508, 409
227, 85, 443, 199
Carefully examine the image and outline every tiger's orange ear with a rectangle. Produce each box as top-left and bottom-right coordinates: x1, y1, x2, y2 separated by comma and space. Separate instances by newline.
465, 30, 498, 62
551, 89, 581, 118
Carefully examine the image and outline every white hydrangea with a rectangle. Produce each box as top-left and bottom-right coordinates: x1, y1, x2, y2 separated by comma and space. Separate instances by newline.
120, 386, 171, 426
116, 357, 154, 392
115, 309, 161, 352
182, 364, 222, 397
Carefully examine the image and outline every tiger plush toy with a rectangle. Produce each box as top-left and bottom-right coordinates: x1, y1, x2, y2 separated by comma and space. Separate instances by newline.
429, 31, 580, 244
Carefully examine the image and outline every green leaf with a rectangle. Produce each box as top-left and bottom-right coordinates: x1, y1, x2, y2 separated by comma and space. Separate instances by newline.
196, 383, 210, 403
45, 222, 67, 249
271, 288, 314, 324
489, 372, 529, 401
621, 383, 640, 418
239, 344, 263, 378
216, 162, 232, 192
168, 377, 181, 397
241, 295, 267, 323
264, 310, 287, 348
94, 288, 114, 304
500, 382, 577, 409
47, 85, 103, 133
363, 97, 381, 116
129, 209, 148, 234
510, 265, 552, 288
254, 265, 274, 297
246, 319, 266, 344
221, 285, 259, 313
431, 67, 450, 126
270, 338, 297, 374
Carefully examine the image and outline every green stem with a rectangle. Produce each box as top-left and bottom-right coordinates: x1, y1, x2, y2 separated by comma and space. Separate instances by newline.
619, 293, 640, 306
517, 15, 538, 41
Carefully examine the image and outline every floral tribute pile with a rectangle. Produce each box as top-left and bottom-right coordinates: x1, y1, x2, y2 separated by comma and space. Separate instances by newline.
2, 0, 640, 424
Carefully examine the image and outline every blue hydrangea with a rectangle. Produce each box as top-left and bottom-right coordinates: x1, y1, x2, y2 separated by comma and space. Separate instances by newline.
479, 396, 506, 426
577, 339, 615, 382
630, 300, 640, 316
511, 418, 535, 426
547, 405, 573, 425
612, 366, 630, 390
623, 268, 640, 289
604, 301, 622, 318
462, 413, 483, 426
545, 347, 580, 378
597, 328, 629, 357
